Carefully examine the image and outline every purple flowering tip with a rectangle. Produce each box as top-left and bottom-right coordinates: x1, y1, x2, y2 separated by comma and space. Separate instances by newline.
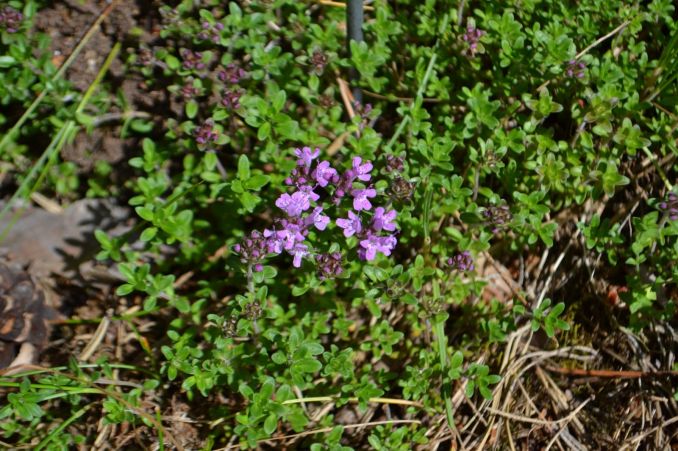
289, 243, 309, 268
352, 156, 373, 182
299, 184, 320, 202
272, 221, 305, 250
275, 191, 311, 217
373, 207, 397, 232
316, 252, 343, 279
336, 210, 362, 237
263, 229, 283, 254
448, 251, 474, 272
307, 207, 330, 231
313, 160, 338, 187
359, 234, 397, 261
294, 146, 320, 168
352, 188, 377, 211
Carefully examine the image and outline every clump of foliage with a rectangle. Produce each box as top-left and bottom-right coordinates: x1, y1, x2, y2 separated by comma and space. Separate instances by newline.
1, 0, 678, 448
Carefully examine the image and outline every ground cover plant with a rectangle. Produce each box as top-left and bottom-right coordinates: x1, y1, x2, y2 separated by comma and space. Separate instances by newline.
0, 0, 678, 449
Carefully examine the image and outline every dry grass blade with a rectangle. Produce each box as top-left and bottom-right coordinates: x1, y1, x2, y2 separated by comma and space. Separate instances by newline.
337, 77, 357, 119
218, 419, 422, 450
486, 399, 590, 426
79, 316, 110, 361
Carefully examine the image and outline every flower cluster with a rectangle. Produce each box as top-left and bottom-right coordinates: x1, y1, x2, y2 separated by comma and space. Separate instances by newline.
198, 21, 224, 43
234, 147, 398, 274
389, 176, 415, 202
310, 50, 328, 75
483, 204, 512, 233
219, 63, 246, 110
194, 119, 218, 146
483, 204, 513, 233
353, 101, 373, 130
221, 90, 242, 109
659, 192, 678, 220
181, 81, 201, 100
135, 46, 156, 68
0, 6, 22, 33
316, 252, 343, 279
233, 230, 269, 272
448, 251, 474, 272
181, 49, 206, 71
462, 23, 485, 57
384, 154, 404, 173
218, 63, 247, 84
565, 59, 586, 79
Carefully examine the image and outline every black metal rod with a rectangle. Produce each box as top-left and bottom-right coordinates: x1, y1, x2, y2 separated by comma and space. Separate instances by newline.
347, 0, 364, 104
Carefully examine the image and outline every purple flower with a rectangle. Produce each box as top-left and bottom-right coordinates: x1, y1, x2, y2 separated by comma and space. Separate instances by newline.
289, 242, 309, 268
334, 172, 354, 199
198, 21, 225, 43
299, 184, 320, 202
306, 207, 330, 231
565, 60, 586, 79
294, 147, 320, 168
181, 83, 201, 99
273, 220, 306, 250
483, 204, 512, 233
221, 89, 242, 109
311, 50, 329, 74
372, 207, 397, 232
0, 7, 22, 33
352, 188, 377, 211
263, 229, 283, 254
276, 191, 311, 217
359, 233, 397, 261
312, 161, 338, 187
234, 231, 271, 266
448, 251, 474, 272
353, 101, 373, 130
285, 167, 309, 187
462, 22, 485, 57
194, 120, 218, 146
316, 252, 343, 279
659, 192, 678, 220
336, 210, 362, 237
218, 63, 247, 84
385, 155, 404, 173
352, 157, 373, 182
181, 49, 207, 71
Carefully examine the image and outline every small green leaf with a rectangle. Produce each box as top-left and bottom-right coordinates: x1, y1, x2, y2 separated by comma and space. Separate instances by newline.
240, 192, 259, 212
116, 284, 134, 296
237, 154, 250, 180
264, 414, 278, 435
0, 56, 16, 68
204, 152, 217, 171
140, 227, 158, 242
258, 122, 271, 140
186, 100, 198, 119
293, 358, 322, 374
135, 206, 154, 221
166, 54, 180, 70
244, 174, 270, 190
272, 90, 287, 112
